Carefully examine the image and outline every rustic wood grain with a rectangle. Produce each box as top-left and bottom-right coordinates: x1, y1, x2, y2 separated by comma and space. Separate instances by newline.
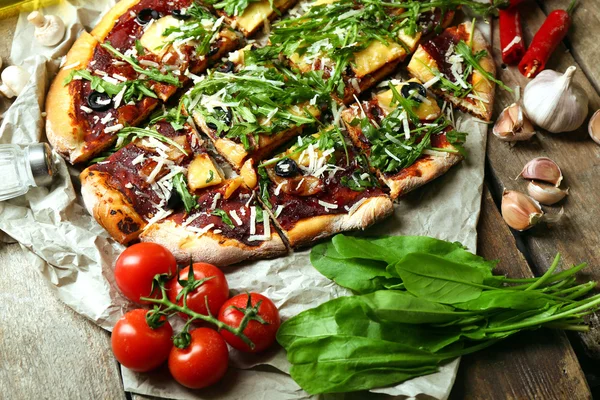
540, 0, 600, 94
0, 242, 126, 400
449, 187, 591, 400
486, 1, 600, 358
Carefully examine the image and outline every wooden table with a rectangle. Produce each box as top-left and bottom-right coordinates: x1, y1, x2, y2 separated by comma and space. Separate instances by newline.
1, 1, 599, 399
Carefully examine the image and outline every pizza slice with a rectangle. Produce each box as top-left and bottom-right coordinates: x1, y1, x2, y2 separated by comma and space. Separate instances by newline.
342, 79, 466, 199
80, 112, 224, 244
256, 127, 393, 248
407, 21, 500, 121
46, 0, 240, 164
186, 50, 323, 176
269, 0, 455, 104
139, 178, 288, 265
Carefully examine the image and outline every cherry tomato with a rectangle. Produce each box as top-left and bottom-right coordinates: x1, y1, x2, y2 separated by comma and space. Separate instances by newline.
218, 293, 280, 353
111, 309, 173, 372
168, 328, 229, 389
167, 263, 229, 319
114, 243, 176, 303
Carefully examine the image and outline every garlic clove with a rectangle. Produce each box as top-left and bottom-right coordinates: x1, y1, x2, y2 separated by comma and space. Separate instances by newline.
522, 66, 589, 134
493, 103, 536, 142
527, 181, 569, 205
28, 11, 65, 47
589, 109, 600, 146
518, 157, 563, 187
501, 190, 544, 231
0, 65, 31, 98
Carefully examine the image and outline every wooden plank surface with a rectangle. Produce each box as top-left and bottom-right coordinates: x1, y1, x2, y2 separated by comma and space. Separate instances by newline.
450, 187, 591, 399
486, 0, 600, 358
0, 242, 126, 400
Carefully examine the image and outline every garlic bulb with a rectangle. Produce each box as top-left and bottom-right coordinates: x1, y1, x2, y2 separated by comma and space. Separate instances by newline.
589, 109, 600, 146
527, 181, 568, 205
501, 190, 563, 231
493, 103, 536, 142
501, 190, 544, 231
523, 66, 588, 133
518, 157, 563, 187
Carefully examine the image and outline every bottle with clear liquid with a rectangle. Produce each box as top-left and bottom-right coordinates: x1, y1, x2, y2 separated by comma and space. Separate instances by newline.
0, 143, 56, 201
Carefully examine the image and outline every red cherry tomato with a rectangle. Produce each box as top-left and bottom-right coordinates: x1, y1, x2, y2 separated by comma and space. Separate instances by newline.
218, 293, 280, 353
111, 309, 173, 372
114, 243, 176, 303
168, 328, 229, 389
167, 263, 229, 319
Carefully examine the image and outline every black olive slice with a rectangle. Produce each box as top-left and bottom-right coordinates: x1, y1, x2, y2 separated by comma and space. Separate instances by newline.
136, 8, 160, 25
171, 9, 191, 20
167, 188, 183, 209
216, 61, 234, 73
401, 81, 427, 103
87, 91, 112, 112
208, 44, 220, 57
275, 158, 299, 178
206, 107, 233, 130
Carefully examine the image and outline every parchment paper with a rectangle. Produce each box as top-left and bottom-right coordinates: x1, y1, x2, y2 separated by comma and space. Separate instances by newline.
0, 2, 490, 399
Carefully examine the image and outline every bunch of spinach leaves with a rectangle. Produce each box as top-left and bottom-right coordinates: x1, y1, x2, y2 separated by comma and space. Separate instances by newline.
277, 235, 600, 394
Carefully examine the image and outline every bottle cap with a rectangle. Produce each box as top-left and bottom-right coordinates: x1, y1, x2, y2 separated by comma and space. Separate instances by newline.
28, 143, 56, 187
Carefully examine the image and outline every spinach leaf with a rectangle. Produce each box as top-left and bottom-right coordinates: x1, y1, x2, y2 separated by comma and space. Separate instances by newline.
310, 242, 401, 294
453, 290, 558, 311
394, 253, 486, 304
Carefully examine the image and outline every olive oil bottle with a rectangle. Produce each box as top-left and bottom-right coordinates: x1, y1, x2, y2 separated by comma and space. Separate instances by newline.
0, 0, 60, 19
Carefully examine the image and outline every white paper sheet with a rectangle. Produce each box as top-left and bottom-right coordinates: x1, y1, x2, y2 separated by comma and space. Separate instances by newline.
0, 2, 490, 399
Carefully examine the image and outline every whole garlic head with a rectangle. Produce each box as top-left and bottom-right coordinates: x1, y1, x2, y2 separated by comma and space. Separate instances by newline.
27, 11, 65, 47
523, 66, 588, 133
0, 65, 31, 98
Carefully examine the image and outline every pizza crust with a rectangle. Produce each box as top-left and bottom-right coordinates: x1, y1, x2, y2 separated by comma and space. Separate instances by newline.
279, 196, 393, 248
46, 32, 98, 164
139, 219, 288, 266
80, 168, 147, 244
407, 22, 496, 121
90, 0, 141, 42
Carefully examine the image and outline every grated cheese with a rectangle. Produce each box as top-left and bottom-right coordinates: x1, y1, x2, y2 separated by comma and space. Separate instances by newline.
132, 153, 146, 165
230, 210, 243, 226
211, 193, 221, 210
384, 148, 402, 163
80, 105, 93, 114
318, 200, 338, 210
347, 198, 368, 216
249, 206, 256, 235
104, 124, 123, 133
274, 205, 284, 218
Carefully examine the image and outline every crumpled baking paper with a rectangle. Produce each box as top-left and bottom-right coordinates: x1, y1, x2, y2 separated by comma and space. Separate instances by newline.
0, 1, 490, 399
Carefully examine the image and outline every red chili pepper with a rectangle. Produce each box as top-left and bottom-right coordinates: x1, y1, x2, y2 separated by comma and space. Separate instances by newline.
499, 8, 525, 65
518, 0, 577, 78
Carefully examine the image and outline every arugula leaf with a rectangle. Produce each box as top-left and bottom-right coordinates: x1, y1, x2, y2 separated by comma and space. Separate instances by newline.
101, 42, 181, 87
455, 40, 512, 92
205, 0, 272, 17
135, 39, 145, 55
64, 69, 122, 96
172, 173, 198, 213
211, 208, 235, 228
117, 127, 188, 156
257, 167, 272, 209
160, 3, 219, 56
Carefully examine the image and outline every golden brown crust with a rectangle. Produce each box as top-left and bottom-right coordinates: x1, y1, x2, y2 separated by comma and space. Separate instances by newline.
280, 196, 393, 248
139, 220, 288, 266
80, 168, 147, 244
46, 32, 98, 164
90, 0, 141, 42
407, 22, 496, 121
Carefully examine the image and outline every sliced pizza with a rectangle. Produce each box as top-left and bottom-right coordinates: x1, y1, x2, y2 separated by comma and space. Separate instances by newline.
407, 21, 500, 121
139, 178, 288, 266
256, 127, 393, 248
46, 0, 240, 164
269, 0, 455, 104
80, 113, 223, 244
342, 79, 466, 199
186, 51, 324, 175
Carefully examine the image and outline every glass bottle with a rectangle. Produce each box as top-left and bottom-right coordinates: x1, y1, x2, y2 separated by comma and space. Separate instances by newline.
0, 143, 56, 201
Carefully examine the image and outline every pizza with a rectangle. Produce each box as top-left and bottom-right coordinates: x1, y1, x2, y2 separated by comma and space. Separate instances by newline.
406, 22, 497, 121
258, 128, 393, 248
269, 1, 455, 104
47, 0, 241, 164
342, 79, 465, 199
186, 49, 322, 174
45, 0, 503, 266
